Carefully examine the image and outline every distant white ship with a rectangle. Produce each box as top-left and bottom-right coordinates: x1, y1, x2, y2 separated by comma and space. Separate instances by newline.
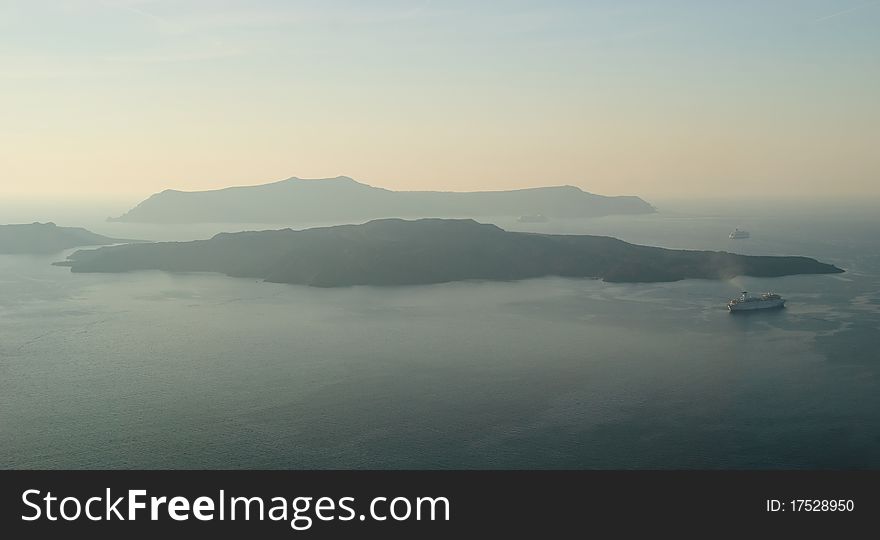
517, 214, 549, 223
728, 291, 785, 312
729, 228, 750, 239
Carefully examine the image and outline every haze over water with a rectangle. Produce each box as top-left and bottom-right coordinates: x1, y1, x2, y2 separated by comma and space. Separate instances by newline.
3, 0, 879, 473
2, 201, 878, 469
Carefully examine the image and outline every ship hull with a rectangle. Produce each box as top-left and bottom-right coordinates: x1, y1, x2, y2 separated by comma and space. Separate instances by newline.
728, 299, 785, 312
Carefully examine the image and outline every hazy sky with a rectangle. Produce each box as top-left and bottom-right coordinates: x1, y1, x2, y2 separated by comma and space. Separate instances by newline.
1, 0, 878, 201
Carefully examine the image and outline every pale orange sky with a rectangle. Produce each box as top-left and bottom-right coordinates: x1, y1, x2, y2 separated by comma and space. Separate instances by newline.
1, 1, 878, 201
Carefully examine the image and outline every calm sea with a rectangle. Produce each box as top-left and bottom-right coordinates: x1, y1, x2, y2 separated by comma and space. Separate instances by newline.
1, 200, 879, 468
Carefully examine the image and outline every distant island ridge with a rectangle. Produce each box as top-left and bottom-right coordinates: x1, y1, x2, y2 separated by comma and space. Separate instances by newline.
109, 176, 656, 223
0, 222, 132, 254
60, 218, 843, 287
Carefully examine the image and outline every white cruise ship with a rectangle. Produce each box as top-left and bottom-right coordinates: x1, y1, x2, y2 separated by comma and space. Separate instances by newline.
729, 228, 750, 239
728, 291, 785, 312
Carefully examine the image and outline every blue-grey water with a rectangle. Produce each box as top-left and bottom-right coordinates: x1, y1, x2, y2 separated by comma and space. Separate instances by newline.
1, 201, 879, 469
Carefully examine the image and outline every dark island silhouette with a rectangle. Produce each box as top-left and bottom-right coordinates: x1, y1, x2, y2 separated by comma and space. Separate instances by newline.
0, 222, 131, 254
58, 218, 843, 286
109, 176, 655, 223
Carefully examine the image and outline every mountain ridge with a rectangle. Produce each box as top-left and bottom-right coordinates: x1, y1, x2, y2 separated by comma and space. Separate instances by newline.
61, 218, 843, 287
109, 176, 655, 224
0, 222, 133, 254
